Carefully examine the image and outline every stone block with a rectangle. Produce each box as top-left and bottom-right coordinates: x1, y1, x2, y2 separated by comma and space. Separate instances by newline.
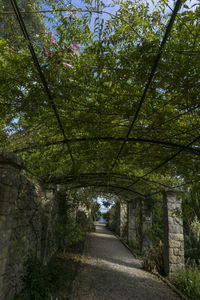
173, 233, 184, 241
169, 255, 184, 264
169, 264, 184, 276
169, 239, 180, 248
168, 202, 181, 210
173, 248, 184, 256
168, 216, 183, 226
168, 225, 183, 234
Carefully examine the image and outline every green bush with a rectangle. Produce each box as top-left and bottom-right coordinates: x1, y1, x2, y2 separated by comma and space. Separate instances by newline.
76, 210, 91, 232
55, 193, 84, 250
149, 222, 163, 244
185, 233, 200, 265
55, 219, 83, 250
171, 267, 200, 299
20, 255, 52, 300
20, 253, 76, 300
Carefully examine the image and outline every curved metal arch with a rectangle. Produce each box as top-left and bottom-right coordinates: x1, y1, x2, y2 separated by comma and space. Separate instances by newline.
50, 172, 148, 201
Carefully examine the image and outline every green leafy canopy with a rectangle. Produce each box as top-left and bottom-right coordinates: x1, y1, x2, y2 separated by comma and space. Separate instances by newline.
0, 0, 200, 197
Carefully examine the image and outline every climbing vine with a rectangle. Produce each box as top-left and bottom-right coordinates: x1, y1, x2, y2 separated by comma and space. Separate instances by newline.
0, 0, 200, 196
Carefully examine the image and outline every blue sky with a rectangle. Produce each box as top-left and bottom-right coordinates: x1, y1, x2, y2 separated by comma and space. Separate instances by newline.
42, 0, 199, 36
95, 195, 114, 212
69, 0, 198, 15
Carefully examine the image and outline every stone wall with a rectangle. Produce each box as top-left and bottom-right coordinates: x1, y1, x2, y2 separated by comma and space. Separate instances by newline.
0, 154, 58, 299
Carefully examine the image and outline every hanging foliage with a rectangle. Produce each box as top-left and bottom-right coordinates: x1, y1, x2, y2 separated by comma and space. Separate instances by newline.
0, 0, 200, 197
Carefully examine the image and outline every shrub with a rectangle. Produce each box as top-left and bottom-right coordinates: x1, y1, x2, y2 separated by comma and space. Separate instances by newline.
20, 254, 52, 300
191, 216, 200, 241
19, 252, 77, 300
171, 266, 200, 299
76, 210, 91, 232
185, 233, 200, 265
142, 241, 164, 275
55, 219, 83, 250
149, 222, 163, 244
55, 193, 84, 250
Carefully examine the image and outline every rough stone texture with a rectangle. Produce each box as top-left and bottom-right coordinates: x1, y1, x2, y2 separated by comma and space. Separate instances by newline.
140, 200, 152, 255
162, 190, 184, 277
128, 201, 137, 244
0, 154, 59, 300
116, 202, 127, 238
107, 206, 116, 231
74, 224, 180, 300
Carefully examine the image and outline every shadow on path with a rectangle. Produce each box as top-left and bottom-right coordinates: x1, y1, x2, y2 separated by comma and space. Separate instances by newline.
74, 224, 180, 300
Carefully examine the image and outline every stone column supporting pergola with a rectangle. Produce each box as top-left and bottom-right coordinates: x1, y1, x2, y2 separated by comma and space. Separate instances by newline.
116, 202, 127, 237
41, 185, 56, 264
162, 190, 184, 277
128, 200, 137, 245
140, 199, 152, 254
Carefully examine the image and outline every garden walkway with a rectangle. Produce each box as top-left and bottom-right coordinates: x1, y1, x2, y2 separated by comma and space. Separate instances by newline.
73, 224, 180, 300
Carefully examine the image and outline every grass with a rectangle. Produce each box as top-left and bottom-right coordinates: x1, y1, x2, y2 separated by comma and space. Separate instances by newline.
171, 266, 200, 299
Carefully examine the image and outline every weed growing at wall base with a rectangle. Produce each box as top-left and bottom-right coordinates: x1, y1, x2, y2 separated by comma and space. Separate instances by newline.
17, 252, 77, 300
142, 241, 164, 275
20, 254, 52, 300
171, 266, 200, 299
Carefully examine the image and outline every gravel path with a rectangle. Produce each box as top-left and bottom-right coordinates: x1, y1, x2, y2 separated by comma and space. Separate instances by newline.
73, 223, 180, 300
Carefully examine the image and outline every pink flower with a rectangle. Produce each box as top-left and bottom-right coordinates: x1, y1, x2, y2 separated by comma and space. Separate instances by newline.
63, 63, 74, 69
70, 42, 80, 56
63, 59, 74, 69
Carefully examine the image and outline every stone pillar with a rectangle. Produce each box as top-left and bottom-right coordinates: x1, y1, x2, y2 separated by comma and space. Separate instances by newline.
128, 201, 137, 244
116, 202, 127, 237
41, 185, 56, 264
162, 190, 184, 277
140, 199, 152, 254
120, 202, 127, 237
